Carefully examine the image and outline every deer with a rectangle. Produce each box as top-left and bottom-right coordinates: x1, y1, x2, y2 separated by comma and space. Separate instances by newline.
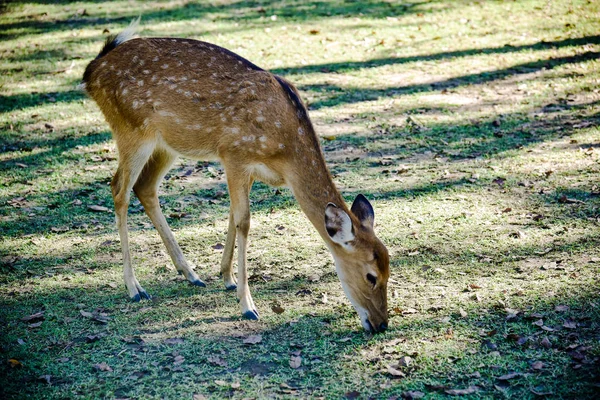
82, 19, 390, 333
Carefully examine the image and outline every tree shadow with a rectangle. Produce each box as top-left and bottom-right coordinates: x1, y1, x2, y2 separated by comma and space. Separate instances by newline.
298, 51, 600, 110
0, 87, 86, 113
272, 35, 600, 76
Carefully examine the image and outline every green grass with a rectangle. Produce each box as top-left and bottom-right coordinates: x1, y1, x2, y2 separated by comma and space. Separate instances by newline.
1, 0, 600, 398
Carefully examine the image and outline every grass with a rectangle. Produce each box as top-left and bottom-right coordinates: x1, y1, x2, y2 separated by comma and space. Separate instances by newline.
1, 0, 600, 398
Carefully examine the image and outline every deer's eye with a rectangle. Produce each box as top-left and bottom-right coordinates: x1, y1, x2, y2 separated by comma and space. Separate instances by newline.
366, 273, 377, 287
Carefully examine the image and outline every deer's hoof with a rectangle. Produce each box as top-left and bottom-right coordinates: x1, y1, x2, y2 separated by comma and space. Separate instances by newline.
190, 279, 206, 287
242, 310, 259, 320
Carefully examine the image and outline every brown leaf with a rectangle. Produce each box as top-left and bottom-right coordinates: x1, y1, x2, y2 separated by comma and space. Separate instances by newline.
88, 205, 110, 212
563, 320, 577, 329
242, 334, 262, 345
271, 304, 285, 314
531, 361, 544, 370
497, 372, 521, 380
445, 386, 479, 395
173, 355, 185, 365
93, 362, 113, 372
289, 355, 302, 369
8, 359, 23, 368
402, 391, 425, 399
21, 311, 45, 322
469, 283, 482, 289
387, 365, 406, 378
207, 355, 227, 367
309, 29, 320, 34
398, 355, 413, 367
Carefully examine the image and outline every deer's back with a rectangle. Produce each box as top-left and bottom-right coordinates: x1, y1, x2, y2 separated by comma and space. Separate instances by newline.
84, 38, 306, 164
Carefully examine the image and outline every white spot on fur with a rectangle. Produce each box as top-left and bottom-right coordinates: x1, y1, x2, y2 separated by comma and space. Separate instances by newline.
278, 143, 285, 149
132, 100, 139, 109
162, 64, 169, 69
101, 61, 107, 67
137, 80, 144, 87
143, 70, 150, 74
152, 56, 159, 62
158, 110, 175, 117
122, 88, 129, 95
274, 121, 282, 128
256, 116, 266, 123
298, 127, 304, 135
259, 136, 267, 142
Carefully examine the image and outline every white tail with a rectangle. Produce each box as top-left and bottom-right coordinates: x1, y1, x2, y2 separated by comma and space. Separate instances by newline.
83, 21, 390, 332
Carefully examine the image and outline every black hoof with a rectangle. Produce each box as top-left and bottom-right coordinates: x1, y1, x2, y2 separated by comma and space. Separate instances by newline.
131, 294, 141, 302
139, 290, 152, 300
225, 284, 237, 291
177, 270, 183, 276
242, 310, 259, 320
191, 279, 206, 287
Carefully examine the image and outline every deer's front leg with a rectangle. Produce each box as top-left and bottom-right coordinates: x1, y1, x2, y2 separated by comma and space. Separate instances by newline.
224, 167, 258, 320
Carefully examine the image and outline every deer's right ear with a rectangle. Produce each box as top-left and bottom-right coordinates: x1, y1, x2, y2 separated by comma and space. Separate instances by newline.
325, 203, 355, 246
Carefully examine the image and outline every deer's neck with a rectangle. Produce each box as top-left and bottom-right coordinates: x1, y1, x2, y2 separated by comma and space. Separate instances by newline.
286, 147, 348, 248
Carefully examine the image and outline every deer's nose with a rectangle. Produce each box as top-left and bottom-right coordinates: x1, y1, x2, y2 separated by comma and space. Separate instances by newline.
378, 322, 388, 332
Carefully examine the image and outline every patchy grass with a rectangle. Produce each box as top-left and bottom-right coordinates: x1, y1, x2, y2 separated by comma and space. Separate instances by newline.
1, 0, 600, 398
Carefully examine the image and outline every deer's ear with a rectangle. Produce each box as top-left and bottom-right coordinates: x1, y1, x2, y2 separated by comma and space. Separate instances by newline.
325, 203, 355, 245
351, 194, 374, 229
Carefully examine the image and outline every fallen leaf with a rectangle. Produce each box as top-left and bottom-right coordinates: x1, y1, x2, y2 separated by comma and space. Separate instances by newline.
289, 355, 302, 369
28, 321, 43, 329
88, 205, 110, 212
344, 391, 360, 399
211, 243, 224, 250
540, 337, 552, 348
309, 29, 320, 34
8, 359, 23, 368
402, 307, 419, 315
387, 365, 406, 378
193, 394, 207, 400
80, 310, 94, 318
402, 391, 425, 399
93, 362, 113, 372
207, 355, 227, 367
555, 305, 569, 312
563, 320, 577, 329
307, 274, 320, 282
531, 361, 544, 370
469, 283, 482, 289
231, 381, 241, 389
445, 386, 479, 395
459, 308, 468, 318
398, 356, 413, 367
21, 311, 45, 322
243, 334, 262, 345
532, 319, 544, 327
271, 304, 285, 314
38, 375, 52, 384
497, 372, 521, 380
173, 355, 185, 365
214, 380, 228, 386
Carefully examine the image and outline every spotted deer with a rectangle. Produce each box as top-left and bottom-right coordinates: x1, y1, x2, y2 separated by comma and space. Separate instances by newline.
83, 20, 389, 332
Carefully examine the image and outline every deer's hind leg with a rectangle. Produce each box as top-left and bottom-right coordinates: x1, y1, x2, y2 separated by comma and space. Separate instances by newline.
133, 148, 206, 287
112, 139, 155, 301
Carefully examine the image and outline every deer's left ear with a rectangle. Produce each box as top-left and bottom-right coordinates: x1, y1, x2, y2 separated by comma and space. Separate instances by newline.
325, 203, 355, 245
351, 194, 374, 229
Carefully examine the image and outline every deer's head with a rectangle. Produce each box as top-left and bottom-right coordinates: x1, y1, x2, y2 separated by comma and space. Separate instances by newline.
325, 194, 390, 333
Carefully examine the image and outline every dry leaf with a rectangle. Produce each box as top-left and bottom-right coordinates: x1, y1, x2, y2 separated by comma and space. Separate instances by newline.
164, 338, 185, 345
243, 334, 262, 345
173, 355, 185, 365
387, 365, 406, 378
271, 304, 285, 314
207, 356, 227, 367
309, 29, 320, 34
93, 362, 113, 372
402, 391, 425, 399
21, 311, 45, 322
231, 382, 241, 389
211, 243, 224, 250
531, 361, 544, 370
532, 319, 544, 327
459, 308, 467, 318
398, 356, 412, 367
8, 359, 23, 368
563, 320, 577, 329
497, 372, 521, 380
214, 380, 228, 386
193, 394, 207, 400
555, 305, 569, 312
289, 355, 302, 369
445, 386, 479, 395
88, 205, 110, 212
